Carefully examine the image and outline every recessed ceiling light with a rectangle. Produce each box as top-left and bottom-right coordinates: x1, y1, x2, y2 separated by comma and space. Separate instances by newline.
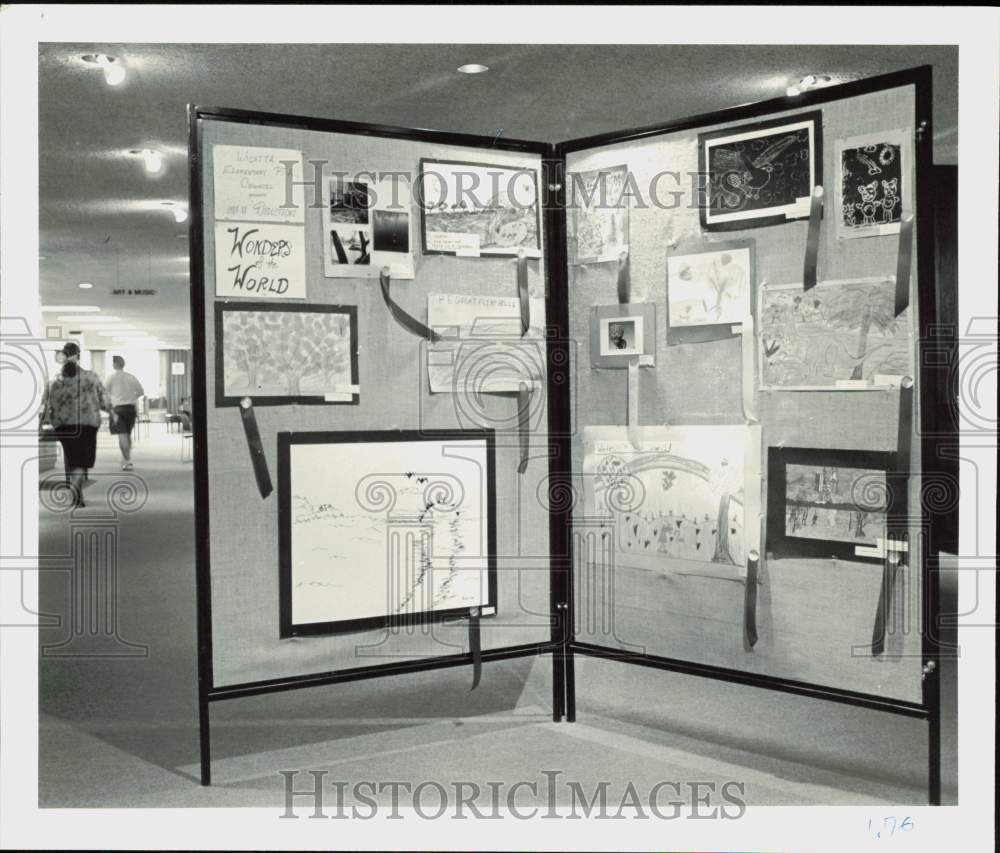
161, 201, 188, 222
80, 53, 127, 86
457, 63, 489, 75
78, 282, 94, 289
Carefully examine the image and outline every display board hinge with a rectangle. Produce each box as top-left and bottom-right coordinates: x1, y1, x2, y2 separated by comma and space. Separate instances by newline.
914, 121, 928, 143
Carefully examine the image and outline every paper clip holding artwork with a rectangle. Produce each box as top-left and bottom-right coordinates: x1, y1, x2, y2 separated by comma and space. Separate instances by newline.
278, 431, 496, 637
215, 302, 359, 406
583, 425, 760, 581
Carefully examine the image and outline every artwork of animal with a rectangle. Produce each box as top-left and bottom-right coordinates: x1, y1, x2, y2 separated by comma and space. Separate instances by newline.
855, 181, 880, 226
880, 178, 900, 223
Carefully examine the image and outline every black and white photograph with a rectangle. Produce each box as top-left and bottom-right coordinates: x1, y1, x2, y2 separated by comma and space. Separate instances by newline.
2, 9, 995, 852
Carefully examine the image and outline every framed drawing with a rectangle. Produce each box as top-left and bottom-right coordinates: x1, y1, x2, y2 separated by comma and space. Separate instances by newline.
582, 425, 761, 579
589, 303, 656, 368
214, 302, 359, 406
698, 111, 822, 231
665, 239, 755, 344
766, 446, 901, 562
758, 278, 913, 390
418, 158, 541, 257
567, 164, 629, 264
835, 128, 911, 240
278, 429, 497, 637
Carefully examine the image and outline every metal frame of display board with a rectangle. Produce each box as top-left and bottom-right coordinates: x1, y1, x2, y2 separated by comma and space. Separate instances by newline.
188, 106, 571, 786
551, 65, 945, 804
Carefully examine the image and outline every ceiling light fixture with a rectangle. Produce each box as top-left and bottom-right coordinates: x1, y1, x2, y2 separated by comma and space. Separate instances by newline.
78, 282, 94, 289
141, 149, 163, 174
162, 201, 188, 222
457, 63, 489, 74
96, 54, 126, 86
41, 305, 101, 313
786, 74, 833, 98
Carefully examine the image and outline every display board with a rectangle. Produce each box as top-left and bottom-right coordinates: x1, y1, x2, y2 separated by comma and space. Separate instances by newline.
191, 115, 557, 699
190, 67, 942, 797
562, 79, 929, 705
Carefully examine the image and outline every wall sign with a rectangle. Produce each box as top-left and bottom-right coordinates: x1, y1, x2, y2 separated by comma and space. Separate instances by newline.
212, 144, 305, 224
214, 222, 306, 299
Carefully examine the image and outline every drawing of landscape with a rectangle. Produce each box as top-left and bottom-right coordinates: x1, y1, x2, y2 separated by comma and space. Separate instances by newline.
422, 162, 539, 252
760, 280, 912, 388
568, 165, 628, 263
785, 464, 887, 546
584, 426, 750, 571
222, 309, 354, 398
288, 440, 489, 626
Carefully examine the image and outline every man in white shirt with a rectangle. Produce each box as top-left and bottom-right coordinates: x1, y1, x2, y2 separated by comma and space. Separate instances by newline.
105, 355, 144, 471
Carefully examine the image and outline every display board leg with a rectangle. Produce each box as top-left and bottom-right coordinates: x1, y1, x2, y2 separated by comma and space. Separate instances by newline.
927, 679, 941, 804
552, 648, 565, 721
199, 694, 211, 786
564, 645, 576, 722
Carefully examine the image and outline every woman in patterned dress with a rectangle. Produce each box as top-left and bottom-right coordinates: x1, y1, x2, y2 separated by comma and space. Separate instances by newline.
40, 342, 112, 507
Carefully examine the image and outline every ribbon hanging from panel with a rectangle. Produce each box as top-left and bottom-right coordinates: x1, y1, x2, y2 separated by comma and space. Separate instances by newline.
617, 251, 630, 304
627, 358, 641, 450
379, 268, 440, 342
468, 606, 482, 690
894, 215, 914, 317
517, 381, 533, 474
803, 186, 824, 290
238, 397, 273, 499
740, 314, 758, 423
517, 250, 530, 336
744, 552, 759, 648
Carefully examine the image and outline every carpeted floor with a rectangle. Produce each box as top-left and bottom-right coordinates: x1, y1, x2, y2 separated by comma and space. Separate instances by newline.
37, 426, 957, 808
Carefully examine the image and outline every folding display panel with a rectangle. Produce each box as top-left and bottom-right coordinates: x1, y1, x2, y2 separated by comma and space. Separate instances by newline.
190, 110, 567, 785
556, 67, 940, 801
190, 67, 943, 800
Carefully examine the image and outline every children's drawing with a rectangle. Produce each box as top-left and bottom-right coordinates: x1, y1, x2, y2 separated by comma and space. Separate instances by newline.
278, 432, 494, 635
583, 425, 759, 576
759, 279, 913, 389
216, 303, 358, 405
568, 164, 629, 264
835, 128, 909, 239
698, 111, 822, 230
665, 239, 755, 343
784, 464, 887, 547
419, 159, 541, 257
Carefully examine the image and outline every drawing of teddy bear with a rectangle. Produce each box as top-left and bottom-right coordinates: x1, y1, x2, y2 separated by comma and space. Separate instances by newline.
854, 180, 880, 227
880, 177, 900, 224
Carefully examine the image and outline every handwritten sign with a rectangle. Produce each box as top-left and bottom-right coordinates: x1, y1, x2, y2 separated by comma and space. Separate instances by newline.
214, 222, 306, 299
212, 145, 305, 224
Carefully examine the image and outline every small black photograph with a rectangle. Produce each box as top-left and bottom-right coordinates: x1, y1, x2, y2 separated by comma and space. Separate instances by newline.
373, 209, 410, 253
329, 226, 371, 265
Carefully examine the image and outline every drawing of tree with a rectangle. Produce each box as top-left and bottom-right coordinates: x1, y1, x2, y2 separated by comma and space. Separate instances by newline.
822, 286, 899, 379
225, 312, 267, 391
252, 311, 349, 395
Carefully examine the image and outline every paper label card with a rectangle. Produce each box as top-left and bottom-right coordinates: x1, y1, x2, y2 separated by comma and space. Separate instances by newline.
213, 145, 305, 223
214, 222, 306, 299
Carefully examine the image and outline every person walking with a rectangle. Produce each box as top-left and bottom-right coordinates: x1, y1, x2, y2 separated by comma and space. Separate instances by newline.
105, 355, 145, 471
40, 342, 112, 508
